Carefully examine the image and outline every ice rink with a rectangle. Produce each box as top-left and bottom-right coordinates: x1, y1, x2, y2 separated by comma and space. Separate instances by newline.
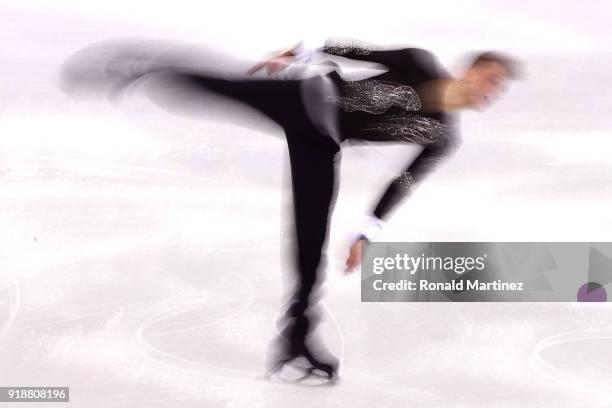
1, 1, 612, 406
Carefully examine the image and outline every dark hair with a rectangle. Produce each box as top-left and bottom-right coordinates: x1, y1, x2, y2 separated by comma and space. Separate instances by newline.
469, 51, 524, 80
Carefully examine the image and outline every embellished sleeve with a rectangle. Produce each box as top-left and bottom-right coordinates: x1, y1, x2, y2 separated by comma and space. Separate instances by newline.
372, 134, 461, 221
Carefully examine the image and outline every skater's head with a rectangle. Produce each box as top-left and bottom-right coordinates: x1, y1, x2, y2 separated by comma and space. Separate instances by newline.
458, 51, 522, 111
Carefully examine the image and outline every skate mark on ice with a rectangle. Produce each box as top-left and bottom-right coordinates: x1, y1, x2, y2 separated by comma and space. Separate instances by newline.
0, 157, 215, 186
529, 329, 612, 401
0, 260, 20, 338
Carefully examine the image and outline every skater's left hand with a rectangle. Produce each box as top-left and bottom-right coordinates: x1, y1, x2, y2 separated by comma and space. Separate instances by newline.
247, 44, 298, 76
345, 239, 364, 273
247, 56, 290, 76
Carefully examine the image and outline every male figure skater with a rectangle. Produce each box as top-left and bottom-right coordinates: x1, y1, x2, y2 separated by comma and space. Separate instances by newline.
246, 40, 519, 381
61, 37, 520, 381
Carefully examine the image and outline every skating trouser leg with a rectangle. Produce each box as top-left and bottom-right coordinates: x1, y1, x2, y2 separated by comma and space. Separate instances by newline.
284, 125, 340, 320
169, 73, 340, 151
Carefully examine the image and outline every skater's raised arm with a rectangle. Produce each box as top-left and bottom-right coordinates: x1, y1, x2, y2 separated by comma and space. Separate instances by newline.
247, 37, 436, 77
321, 38, 439, 75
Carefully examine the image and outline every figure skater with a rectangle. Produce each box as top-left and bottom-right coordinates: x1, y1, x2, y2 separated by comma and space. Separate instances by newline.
60, 37, 521, 382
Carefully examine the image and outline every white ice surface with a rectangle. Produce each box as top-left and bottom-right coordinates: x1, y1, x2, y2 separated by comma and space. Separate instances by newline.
1, 2, 612, 407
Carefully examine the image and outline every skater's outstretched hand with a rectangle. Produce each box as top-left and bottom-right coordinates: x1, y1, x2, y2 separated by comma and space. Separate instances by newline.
247, 43, 300, 76
345, 239, 364, 273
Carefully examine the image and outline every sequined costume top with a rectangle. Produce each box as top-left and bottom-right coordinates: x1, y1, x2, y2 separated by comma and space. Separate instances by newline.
320, 39, 462, 221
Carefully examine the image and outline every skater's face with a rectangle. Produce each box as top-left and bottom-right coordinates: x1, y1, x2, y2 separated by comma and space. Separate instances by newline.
462, 61, 509, 111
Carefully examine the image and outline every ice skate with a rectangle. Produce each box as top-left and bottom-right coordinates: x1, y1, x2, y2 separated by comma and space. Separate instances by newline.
267, 314, 339, 382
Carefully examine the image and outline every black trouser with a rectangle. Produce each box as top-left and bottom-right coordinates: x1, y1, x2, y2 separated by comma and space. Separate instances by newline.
181, 74, 341, 333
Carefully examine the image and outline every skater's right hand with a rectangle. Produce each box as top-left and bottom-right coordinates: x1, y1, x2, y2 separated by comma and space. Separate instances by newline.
345, 238, 365, 273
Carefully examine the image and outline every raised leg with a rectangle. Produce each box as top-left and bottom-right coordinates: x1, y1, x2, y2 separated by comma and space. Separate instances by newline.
162, 74, 305, 130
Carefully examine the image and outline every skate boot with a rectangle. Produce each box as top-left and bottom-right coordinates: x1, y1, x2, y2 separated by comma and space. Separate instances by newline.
267, 315, 339, 382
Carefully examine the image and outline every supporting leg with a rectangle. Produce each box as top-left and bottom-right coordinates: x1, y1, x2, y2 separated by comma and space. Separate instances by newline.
285, 125, 340, 319
269, 124, 341, 380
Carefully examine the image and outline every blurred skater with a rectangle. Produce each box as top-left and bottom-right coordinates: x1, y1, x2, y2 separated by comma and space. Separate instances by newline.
61, 37, 521, 381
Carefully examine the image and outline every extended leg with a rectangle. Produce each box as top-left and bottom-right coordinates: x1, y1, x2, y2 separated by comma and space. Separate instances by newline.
161, 74, 304, 130
177, 73, 342, 152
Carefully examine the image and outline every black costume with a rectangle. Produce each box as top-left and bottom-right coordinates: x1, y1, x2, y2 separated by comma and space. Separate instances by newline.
322, 40, 461, 219
62, 38, 461, 381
